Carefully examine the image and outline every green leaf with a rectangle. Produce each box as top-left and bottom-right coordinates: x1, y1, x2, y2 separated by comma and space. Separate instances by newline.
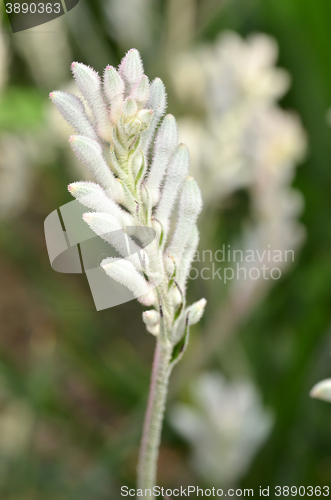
170, 312, 190, 364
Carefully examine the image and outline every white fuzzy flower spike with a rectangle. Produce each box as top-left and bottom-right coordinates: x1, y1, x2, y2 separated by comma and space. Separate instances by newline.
51, 48, 205, 339
51, 49, 206, 494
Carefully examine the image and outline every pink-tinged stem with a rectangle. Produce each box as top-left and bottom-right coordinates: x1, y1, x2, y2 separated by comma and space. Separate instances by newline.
137, 339, 173, 498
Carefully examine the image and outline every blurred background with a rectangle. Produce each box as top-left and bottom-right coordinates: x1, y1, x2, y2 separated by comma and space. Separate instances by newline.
1, 0, 331, 498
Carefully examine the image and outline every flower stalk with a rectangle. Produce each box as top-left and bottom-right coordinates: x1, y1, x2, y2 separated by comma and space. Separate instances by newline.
137, 338, 173, 495
50, 48, 206, 495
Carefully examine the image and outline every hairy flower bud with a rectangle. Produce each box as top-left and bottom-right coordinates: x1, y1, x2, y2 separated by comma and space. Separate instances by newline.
186, 298, 207, 326
131, 75, 150, 107
155, 144, 190, 238
101, 258, 155, 305
146, 114, 178, 205
68, 182, 133, 226
69, 135, 120, 200
170, 177, 202, 262
71, 62, 112, 142
119, 48, 144, 88
49, 91, 98, 141
142, 310, 160, 336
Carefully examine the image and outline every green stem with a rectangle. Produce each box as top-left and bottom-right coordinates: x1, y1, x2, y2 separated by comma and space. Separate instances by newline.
137, 339, 173, 498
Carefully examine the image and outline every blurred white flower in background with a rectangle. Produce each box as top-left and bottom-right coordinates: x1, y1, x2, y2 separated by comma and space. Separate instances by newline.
12, 18, 71, 88
0, 18, 74, 219
0, 379, 34, 457
103, 0, 156, 50
310, 378, 331, 403
0, 30, 36, 218
171, 30, 307, 306
0, 399, 34, 457
171, 31, 306, 205
0, 135, 35, 218
231, 106, 306, 293
169, 372, 273, 486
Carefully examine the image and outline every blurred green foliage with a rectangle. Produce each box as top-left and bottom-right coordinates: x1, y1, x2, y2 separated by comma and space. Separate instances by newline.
0, 88, 44, 131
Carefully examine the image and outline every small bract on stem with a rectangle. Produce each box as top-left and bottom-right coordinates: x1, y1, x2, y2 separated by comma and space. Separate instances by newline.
50, 48, 206, 497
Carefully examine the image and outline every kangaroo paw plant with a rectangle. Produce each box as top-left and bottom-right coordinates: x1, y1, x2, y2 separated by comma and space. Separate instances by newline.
50, 49, 206, 495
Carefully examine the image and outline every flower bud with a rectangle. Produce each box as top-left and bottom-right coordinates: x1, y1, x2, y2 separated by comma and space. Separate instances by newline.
146, 114, 178, 205
71, 62, 112, 142
69, 135, 120, 201
84, 212, 146, 271
103, 65, 125, 123
187, 298, 207, 326
119, 48, 144, 88
122, 97, 138, 123
68, 182, 133, 226
142, 309, 160, 335
101, 258, 152, 301
49, 91, 98, 141
140, 77, 167, 155
103, 65, 125, 102
131, 75, 150, 107
170, 177, 202, 261
155, 144, 190, 237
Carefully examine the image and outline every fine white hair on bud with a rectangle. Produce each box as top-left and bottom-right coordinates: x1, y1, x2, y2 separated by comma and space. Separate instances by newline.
177, 224, 200, 291
68, 182, 133, 226
169, 177, 202, 262
49, 91, 98, 141
83, 211, 122, 238
122, 97, 138, 122
142, 310, 160, 336
68, 135, 120, 201
310, 379, 331, 402
186, 298, 207, 326
101, 258, 154, 305
71, 62, 112, 142
103, 65, 125, 102
155, 143, 190, 238
83, 212, 146, 271
145, 114, 178, 205
131, 75, 150, 107
119, 48, 144, 88
140, 77, 167, 156
103, 65, 125, 123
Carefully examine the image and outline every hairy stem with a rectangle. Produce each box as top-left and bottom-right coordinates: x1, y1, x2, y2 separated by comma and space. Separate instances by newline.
137, 339, 173, 497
